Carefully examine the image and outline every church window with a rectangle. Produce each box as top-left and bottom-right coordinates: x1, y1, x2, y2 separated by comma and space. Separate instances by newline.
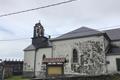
73, 49, 78, 63
116, 58, 120, 71
42, 54, 46, 60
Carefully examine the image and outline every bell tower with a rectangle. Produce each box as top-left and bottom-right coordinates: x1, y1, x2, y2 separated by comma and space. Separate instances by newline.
33, 21, 44, 38
32, 21, 49, 49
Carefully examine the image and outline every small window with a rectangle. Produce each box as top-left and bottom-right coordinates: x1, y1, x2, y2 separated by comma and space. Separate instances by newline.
42, 54, 46, 60
73, 49, 78, 63
116, 58, 120, 71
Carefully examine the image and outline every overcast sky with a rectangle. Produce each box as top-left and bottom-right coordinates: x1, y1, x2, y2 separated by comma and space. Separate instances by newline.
0, 0, 120, 60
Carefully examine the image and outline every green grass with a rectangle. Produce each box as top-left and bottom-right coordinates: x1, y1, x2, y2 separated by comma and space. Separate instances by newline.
5, 76, 30, 80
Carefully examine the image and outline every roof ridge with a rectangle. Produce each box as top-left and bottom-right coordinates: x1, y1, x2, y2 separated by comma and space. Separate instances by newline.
80, 26, 101, 32
63, 26, 100, 35
104, 28, 120, 31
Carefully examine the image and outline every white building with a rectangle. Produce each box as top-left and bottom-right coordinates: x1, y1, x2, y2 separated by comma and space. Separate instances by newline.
23, 22, 120, 77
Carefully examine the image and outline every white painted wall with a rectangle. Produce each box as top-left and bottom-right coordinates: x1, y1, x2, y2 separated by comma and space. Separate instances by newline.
23, 50, 35, 72
104, 37, 109, 50
35, 48, 52, 77
106, 40, 120, 74
111, 41, 120, 47
106, 55, 120, 74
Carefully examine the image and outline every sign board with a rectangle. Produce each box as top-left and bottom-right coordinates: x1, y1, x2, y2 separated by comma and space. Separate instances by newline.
48, 66, 62, 76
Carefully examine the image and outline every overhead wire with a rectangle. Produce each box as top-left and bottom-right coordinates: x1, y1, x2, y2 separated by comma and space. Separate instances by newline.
0, 0, 78, 41
0, 0, 78, 17
0, 25, 120, 42
0, 38, 30, 41
0, 0, 120, 41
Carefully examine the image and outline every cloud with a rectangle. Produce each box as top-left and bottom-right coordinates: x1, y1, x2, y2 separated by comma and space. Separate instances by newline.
0, 26, 14, 34
0, 39, 31, 59
0, 0, 120, 59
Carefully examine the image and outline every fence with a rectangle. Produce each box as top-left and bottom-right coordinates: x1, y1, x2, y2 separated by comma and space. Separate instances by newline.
0, 64, 4, 80
3, 60, 23, 78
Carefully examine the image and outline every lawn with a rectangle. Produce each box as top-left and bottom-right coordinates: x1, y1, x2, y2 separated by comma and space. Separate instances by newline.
5, 76, 30, 80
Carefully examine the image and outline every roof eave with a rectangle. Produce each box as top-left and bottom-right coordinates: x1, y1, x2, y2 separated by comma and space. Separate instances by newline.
111, 39, 120, 42
24, 46, 52, 51
24, 49, 35, 51
106, 53, 120, 56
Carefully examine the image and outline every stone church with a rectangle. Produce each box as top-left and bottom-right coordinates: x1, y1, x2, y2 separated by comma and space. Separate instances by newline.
23, 22, 120, 77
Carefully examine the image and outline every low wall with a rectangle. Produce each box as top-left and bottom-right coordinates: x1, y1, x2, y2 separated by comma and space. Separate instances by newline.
32, 74, 120, 80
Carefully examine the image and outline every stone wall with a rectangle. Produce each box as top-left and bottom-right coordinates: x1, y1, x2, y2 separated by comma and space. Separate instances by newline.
52, 35, 107, 75
70, 40, 106, 75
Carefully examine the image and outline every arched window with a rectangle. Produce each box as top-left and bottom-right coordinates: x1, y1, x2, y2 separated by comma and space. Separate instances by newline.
73, 49, 78, 63
42, 54, 46, 60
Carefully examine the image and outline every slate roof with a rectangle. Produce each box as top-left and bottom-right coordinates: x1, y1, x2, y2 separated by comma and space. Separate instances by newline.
51, 27, 102, 41
24, 43, 52, 51
42, 58, 66, 63
24, 27, 120, 53
111, 47, 120, 53
107, 46, 120, 55
51, 27, 120, 41
24, 37, 52, 51
105, 28, 120, 41
24, 44, 36, 51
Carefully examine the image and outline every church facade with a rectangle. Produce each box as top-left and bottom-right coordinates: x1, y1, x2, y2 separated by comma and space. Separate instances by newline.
23, 22, 120, 77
